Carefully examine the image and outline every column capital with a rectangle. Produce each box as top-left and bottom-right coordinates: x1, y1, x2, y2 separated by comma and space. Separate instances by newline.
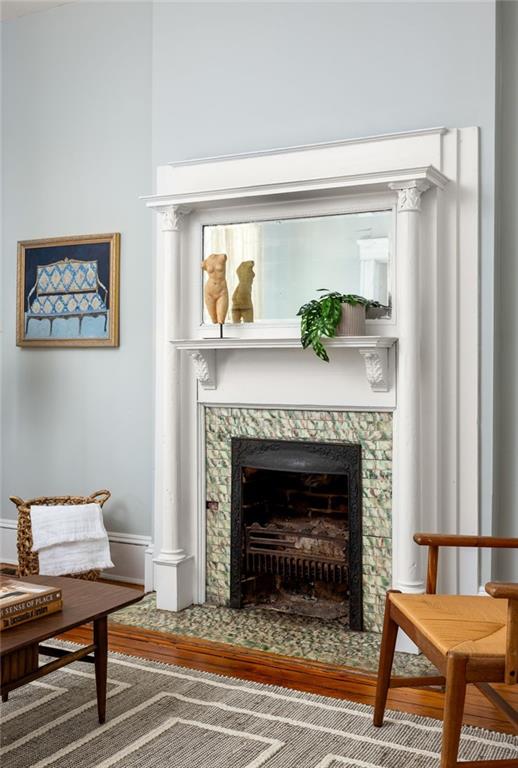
389, 180, 431, 213
157, 205, 191, 232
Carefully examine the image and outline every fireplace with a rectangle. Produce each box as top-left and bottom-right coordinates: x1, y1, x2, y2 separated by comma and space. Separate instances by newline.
230, 438, 363, 630
147, 129, 480, 625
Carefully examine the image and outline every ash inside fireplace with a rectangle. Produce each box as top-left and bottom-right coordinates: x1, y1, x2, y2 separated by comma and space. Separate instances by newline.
239, 468, 350, 620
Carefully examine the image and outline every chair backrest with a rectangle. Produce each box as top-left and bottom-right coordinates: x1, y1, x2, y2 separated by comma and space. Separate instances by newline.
9, 489, 111, 581
414, 533, 518, 685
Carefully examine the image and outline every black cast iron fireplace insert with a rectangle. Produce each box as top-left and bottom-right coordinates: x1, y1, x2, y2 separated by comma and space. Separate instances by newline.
230, 438, 363, 630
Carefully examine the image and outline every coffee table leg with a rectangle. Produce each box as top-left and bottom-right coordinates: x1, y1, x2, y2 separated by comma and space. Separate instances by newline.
93, 616, 108, 724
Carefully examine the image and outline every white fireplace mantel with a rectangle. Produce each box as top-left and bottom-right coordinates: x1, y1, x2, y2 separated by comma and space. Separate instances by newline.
142, 164, 447, 213
143, 127, 480, 619
173, 337, 397, 393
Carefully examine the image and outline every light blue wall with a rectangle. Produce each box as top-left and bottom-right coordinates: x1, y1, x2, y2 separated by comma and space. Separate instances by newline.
1, 2, 154, 535
152, 1, 497, 546
1, 2, 502, 552
494, 0, 518, 580
153, 2, 495, 162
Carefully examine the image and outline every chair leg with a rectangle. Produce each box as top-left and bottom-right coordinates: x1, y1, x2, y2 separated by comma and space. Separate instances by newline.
441, 653, 468, 768
373, 591, 400, 727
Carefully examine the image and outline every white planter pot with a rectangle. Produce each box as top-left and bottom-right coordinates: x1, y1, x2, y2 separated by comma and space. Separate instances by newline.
335, 303, 366, 336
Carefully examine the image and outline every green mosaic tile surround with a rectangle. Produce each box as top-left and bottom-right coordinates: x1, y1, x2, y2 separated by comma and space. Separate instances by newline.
112, 594, 436, 677
205, 407, 392, 632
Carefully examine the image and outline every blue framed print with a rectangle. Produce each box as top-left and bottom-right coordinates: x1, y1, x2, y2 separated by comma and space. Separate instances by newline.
17, 233, 120, 347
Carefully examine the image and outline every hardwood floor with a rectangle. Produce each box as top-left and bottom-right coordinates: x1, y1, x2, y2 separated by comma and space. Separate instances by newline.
3, 568, 514, 735
60, 618, 518, 735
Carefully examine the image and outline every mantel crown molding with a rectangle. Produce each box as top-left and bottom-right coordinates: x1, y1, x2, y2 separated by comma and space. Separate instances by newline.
165, 127, 448, 168
141, 165, 449, 214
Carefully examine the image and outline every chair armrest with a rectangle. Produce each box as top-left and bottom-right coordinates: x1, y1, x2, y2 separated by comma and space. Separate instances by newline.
486, 582, 518, 685
414, 533, 518, 548
485, 582, 518, 600
413, 534, 518, 594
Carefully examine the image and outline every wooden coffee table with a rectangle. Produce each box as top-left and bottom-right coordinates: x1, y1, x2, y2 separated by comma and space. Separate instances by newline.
0, 575, 143, 723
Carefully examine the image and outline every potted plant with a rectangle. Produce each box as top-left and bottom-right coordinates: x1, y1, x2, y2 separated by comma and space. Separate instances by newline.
297, 290, 382, 362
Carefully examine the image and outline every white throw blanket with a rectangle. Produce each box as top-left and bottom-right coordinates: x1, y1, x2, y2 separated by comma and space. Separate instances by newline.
30, 503, 114, 576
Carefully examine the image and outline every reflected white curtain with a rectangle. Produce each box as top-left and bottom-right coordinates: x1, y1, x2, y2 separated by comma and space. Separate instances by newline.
204, 223, 262, 321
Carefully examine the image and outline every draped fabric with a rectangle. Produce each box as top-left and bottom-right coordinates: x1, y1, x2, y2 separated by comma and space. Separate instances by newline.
204, 223, 262, 321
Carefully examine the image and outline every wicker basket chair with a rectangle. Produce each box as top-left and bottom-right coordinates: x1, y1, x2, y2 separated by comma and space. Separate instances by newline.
9, 489, 111, 581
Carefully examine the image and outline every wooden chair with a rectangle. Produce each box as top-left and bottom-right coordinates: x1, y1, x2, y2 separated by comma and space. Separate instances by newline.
9, 489, 111, 581
373, 534, 518, 767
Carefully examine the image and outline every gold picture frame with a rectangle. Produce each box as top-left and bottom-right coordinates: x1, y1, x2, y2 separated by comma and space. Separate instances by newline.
17, 233, 120, 348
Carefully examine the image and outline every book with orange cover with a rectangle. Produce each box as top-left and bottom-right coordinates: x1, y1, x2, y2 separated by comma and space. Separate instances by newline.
0, 577, 63, 630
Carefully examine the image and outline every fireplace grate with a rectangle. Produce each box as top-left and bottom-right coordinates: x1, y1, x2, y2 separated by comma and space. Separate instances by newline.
230, 438, 363, 629
245, 523, 348, 583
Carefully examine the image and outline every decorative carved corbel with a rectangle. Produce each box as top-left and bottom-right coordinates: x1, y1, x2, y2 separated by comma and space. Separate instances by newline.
187, 350, 216, 390
359, 348, 389, 392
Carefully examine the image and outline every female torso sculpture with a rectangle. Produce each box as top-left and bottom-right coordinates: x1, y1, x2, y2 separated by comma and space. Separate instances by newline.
202, 253, 229, 324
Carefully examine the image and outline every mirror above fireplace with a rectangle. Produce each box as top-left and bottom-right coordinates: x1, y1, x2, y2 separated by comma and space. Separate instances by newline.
202, 209, 393, 324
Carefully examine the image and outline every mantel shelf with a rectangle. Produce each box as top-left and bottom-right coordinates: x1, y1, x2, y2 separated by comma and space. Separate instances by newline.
173, 336, 397, 392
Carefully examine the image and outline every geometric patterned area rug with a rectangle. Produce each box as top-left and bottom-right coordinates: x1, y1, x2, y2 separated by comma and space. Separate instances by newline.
111, 594, 435, 677
1, 646, 517, 768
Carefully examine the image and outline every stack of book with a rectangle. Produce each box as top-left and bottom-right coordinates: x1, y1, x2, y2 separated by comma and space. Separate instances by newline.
0, 577, 63, 630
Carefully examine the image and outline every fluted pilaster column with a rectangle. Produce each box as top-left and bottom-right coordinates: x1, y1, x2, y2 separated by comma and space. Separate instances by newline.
153, 205, 193, 610
390, 181, 430, 597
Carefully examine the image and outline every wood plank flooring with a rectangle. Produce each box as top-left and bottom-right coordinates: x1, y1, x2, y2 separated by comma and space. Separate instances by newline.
59, 618, 518, 735
3, 568, 514, 735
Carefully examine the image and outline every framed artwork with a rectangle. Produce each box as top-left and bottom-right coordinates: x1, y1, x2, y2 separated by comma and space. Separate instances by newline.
17, 233, 120, 348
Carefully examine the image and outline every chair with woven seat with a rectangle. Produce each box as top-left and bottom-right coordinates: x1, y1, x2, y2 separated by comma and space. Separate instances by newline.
373, 533, 518, 768
10, 489, 111, 581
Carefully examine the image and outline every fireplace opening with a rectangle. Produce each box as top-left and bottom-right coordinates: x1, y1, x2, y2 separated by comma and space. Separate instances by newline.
230, 438, 363, 630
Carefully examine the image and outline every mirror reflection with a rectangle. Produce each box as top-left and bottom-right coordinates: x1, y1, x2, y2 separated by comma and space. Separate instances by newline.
202, 210, 392, 324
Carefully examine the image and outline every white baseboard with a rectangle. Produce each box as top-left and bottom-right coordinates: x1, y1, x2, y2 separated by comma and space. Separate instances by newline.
0, 517, 153, 590
104, 535, 154, 589
100, 571, 146, 586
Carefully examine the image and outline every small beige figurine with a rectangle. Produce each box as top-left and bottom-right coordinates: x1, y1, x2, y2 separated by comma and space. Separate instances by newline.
231, 260, 255, 323
202, 253, 229, 324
